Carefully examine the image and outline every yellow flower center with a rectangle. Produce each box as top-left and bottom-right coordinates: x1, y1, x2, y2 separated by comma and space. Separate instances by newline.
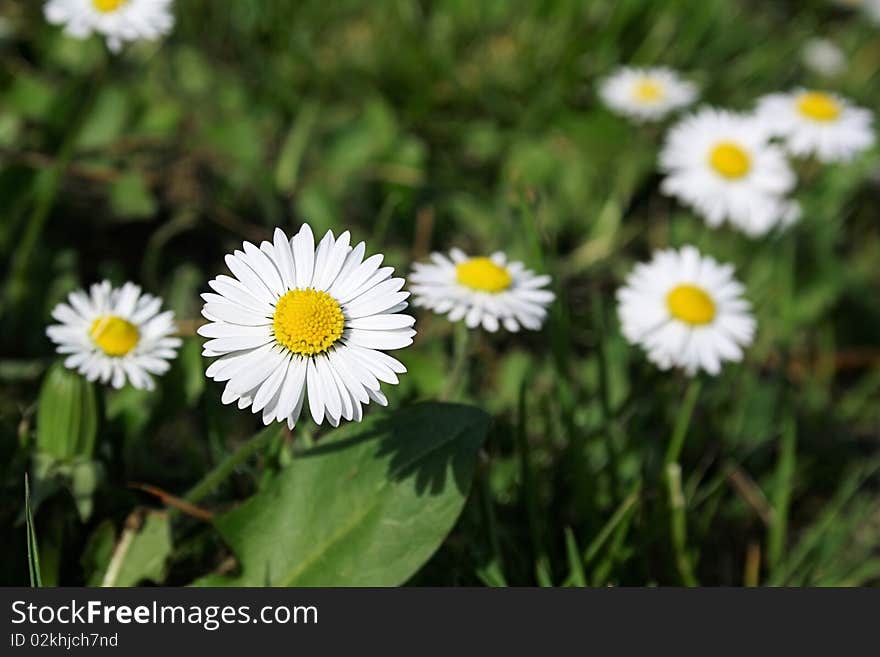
634, 79, 663, 102
273, 288, 345, 356
456, 257, 512, 293
92, 0, 127, 12
666, 284, 716, 326
89, 315, 140, 356
709, 141, 751, 179
796, 91, 841, 122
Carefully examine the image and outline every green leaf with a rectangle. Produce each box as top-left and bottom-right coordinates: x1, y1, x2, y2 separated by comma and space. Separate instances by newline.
103, 512, 172, 587
195, 402, 489, 586
81, 520, 116, 586
36, 362, 98, 461
25, 475, 42, 588
75, 86, 129, 150
8, 73, 55, 120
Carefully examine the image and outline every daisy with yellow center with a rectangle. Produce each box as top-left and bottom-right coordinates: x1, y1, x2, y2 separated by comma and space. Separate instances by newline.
44, 0, 175, 52
199, 225, 415, 428
660, 108, 800, 237
409, 249, 554, 332
598, 66, 698, 123
617, 246, 756, 376
46, 281, 181, 390
756, 89, 874, 163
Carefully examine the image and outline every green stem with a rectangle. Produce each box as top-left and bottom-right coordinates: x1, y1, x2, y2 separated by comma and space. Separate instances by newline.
666, 462, 697, 586
593, 293, 623, 501
3, 66, 106, 313
441, 322, 471, 400
515, 378, 547, 580
768, 413, 797, 573
663, 378, 701, 586
664, 378, 702, 465
477, 452, 506, 585
184, 425, 280, 505
583, 480, 641, 565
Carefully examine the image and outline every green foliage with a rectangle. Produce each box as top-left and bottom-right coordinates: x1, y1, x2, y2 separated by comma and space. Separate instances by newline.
25, 476, 42, 588
0, 0, 879, 587
196, 403, 489, 586
36, 362, 98, 461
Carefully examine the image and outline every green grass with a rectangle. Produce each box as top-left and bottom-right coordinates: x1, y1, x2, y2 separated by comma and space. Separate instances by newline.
1, 0, 879, 586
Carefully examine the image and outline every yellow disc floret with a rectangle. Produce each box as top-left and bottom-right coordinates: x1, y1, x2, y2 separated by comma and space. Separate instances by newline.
796, 91, 841, 122
666, 284, 716, 326
634, 79, 663, 103
273, 288, 345, 356
456, 257, 513, 293
90, 315, 140, 356
709, 141, 751, 179
92, 0, 127, 12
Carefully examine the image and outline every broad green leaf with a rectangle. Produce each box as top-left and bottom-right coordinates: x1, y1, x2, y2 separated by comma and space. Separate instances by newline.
104, 512, 172, 587
195, 402, 489, 586
36, 362, 98, 461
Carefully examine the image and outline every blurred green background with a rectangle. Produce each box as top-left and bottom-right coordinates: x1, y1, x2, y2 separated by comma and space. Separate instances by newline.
1, 0, 879, 586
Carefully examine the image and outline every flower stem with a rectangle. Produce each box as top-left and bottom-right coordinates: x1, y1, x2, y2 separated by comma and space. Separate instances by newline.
767, 413, 797, 573
664, 377, 702, 585
184, 425, 281, 506
441, 322, 471, 400
664, 378, 702, 466
3, 65, 106, 313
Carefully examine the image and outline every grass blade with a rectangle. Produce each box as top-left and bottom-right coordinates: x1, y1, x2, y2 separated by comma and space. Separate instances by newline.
25, 474, 42, 588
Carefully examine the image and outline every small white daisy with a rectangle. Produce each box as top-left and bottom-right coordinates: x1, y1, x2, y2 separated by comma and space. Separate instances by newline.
755, 89, 875, 163
409, 249, 554, 333
46, 281, 181, 390
801, 39, 846, 78
199, 225, 416, 428
598, 66, 698, 123
832, 0, 880, 22
660, 108, 798, 237
617, 246, 756, 376
44, 0, 174, 53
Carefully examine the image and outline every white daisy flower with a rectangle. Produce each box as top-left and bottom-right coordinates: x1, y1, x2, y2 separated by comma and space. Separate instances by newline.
44, 0, 174, 53
598, 66, 698, 123
46, 281, 182, 390
755, 89, 875, 163
199, 225, 416, 429
832, 0, 880, 22
660, 108, 798, 237
617, 246, 756, 376
801, 39, 846, 78
409, 249, 554, 333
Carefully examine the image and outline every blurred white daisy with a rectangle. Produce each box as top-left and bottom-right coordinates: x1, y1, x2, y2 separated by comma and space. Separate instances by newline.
598, 66, 698, 123
660, 108, 798, 237
46, 281, 181, 390
617, 246, 755, 376
832, 0, 880, 22
44, 0, 174, 53
409, 249, 554, 332
801, 39, 846, 78
199, 225, 415, 428
755, 89, 874, 163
